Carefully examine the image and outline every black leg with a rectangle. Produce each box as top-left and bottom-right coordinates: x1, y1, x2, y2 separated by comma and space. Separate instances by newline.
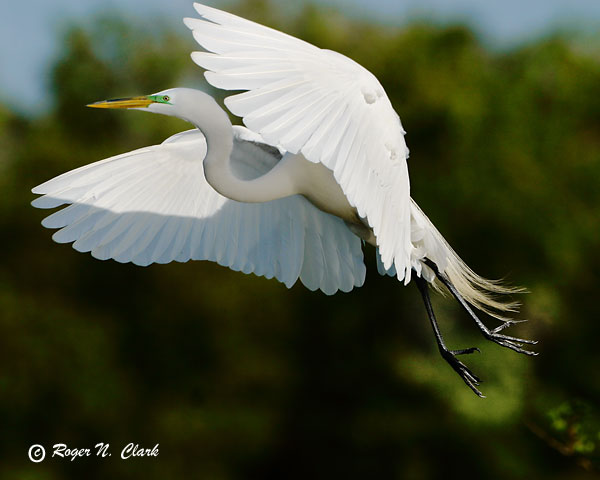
423, 259, 538, 356
414, 273, 485, 398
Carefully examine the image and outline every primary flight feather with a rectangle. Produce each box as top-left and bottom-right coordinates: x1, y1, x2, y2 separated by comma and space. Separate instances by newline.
32, 3, 537, 397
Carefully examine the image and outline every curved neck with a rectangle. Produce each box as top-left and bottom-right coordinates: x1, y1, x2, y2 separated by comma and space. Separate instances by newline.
180, 90, 297, 203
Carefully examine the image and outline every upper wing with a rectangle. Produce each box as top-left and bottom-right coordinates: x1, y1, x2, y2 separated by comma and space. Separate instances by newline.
31, 128, 365, 295
184, 3, 413, 283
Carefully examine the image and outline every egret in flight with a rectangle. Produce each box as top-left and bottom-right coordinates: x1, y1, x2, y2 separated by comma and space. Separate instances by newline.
31, 3, 536, 396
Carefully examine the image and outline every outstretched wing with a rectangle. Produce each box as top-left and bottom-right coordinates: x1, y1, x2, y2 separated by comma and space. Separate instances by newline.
31, 128, 365, 295
185, 3, 412, 283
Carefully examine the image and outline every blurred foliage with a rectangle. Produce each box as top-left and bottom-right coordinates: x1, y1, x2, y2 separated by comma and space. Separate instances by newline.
1, 1, 600, 478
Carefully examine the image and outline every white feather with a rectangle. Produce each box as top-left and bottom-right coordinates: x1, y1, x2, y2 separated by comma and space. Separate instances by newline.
32, 128, 365, 294
186, 4, 412, 284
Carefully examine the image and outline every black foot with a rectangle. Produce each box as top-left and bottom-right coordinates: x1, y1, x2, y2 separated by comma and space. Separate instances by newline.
482, 320, 538, 356
440, 347, 484, 398
422, 259, 539, 357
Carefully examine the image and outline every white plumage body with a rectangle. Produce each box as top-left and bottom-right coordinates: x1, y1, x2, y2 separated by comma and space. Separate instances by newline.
31, 2, 517, 308
31, 3, 537, 397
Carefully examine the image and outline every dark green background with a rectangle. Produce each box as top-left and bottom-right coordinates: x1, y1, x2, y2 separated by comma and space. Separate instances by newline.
1, 1, 599, 477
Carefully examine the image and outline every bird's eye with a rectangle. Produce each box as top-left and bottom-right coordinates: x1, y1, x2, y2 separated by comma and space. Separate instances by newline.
163, 95, 170, 102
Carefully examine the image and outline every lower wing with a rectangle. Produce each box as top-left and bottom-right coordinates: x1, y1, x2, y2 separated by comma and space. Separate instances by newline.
31, 129, 366, 295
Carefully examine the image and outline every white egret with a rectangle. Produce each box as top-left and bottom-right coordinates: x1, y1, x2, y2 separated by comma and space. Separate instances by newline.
31, 3, 536, 397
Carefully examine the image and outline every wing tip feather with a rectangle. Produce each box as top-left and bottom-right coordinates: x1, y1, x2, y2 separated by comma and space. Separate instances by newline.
183, 17, 195, 30
31, 196, 45, 208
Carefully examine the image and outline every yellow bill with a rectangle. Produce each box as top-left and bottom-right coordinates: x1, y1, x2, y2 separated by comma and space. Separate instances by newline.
87, 96, 153, 109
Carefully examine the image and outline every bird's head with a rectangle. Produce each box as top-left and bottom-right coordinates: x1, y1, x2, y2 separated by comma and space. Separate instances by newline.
87, 87, 229, 133
87, 88, 181, 116
86, 88, 224, 126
